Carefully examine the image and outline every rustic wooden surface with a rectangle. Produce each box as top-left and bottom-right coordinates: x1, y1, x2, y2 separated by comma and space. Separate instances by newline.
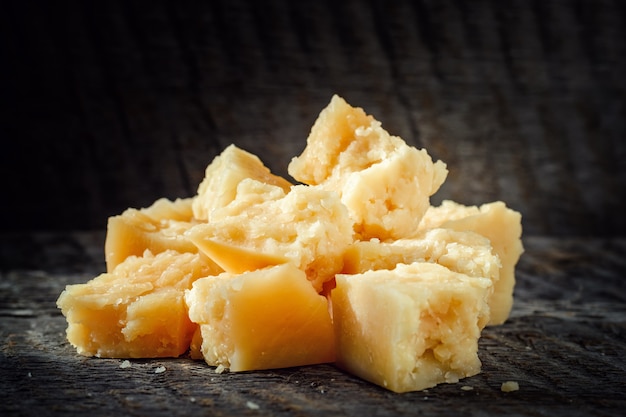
1, 0, 625, 236
1, 0, 626, 416
1, 233, 625, 416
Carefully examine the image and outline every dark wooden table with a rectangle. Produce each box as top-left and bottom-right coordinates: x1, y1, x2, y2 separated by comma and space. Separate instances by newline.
1, 233, 625, 416
1, 0, 625, 415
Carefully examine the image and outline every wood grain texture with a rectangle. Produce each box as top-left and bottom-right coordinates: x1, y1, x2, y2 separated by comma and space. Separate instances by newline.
2, 4, 625, 415
1, 233, 625, 416
1, 0, 624, 236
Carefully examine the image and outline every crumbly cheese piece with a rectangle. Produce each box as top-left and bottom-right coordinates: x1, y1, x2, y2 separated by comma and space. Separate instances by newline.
57, 250, 222, 358
501, 381, 520, 392
287, 94, 375, 185
105, 197, 199, 272
420, 200, 524, 325
418, 199, 481, 230
343, 228, 500, 281
185, 263, 335, 371
288, 95, 447, 240
186, 180, 354, 292
192, 144, 292, 222
332, 262, 492, 393
337, 145, 448, 240
343, 228, 500, 321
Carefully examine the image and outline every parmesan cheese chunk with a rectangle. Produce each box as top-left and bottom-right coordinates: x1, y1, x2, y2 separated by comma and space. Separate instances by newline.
192, 144, 292, 222
420, 200, 524, 325
288, 95, 447, 240
186, 180, 354, 292
343, 228, 500, 317
343, 228, 500, 282
56, 250, 222, 358
104, 197, 199, 272
185, 263, 335, 371
332, 262, 492, 393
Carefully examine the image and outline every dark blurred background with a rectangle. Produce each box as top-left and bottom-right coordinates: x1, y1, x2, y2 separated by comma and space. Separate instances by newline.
1, 0, 624, 236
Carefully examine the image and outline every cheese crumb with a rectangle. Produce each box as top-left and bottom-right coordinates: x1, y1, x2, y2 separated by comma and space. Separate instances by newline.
119, 360, 131, 369
246, 401, 260, 410
461, 385, 474, 391
154, 366, 166, 374
501, 381, 519, 392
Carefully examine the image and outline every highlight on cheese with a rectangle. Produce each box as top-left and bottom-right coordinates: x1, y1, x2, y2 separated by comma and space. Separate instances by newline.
57, 94, 524, 393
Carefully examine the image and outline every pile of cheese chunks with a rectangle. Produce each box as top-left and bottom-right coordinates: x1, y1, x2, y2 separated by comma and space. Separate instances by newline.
57, 95, 523, 393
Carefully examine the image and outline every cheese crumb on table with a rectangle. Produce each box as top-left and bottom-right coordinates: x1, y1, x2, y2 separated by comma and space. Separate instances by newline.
501, 381, 520, 392
246, 401, 260, 410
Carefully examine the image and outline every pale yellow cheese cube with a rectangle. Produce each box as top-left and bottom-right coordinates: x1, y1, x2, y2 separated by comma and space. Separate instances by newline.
343, 228, 500, 291
192, 144, 292, 222
288, 95, 447, 240
418, 199, 481, 230
105, 197, 199, 272
186, 180, 354, 292
287, 94, 376, 185
337, 145, 448, 240
332, 262, 492, 393
185, 263, 335, 371
420, 200, 524, 325
56, 250, 222, 358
